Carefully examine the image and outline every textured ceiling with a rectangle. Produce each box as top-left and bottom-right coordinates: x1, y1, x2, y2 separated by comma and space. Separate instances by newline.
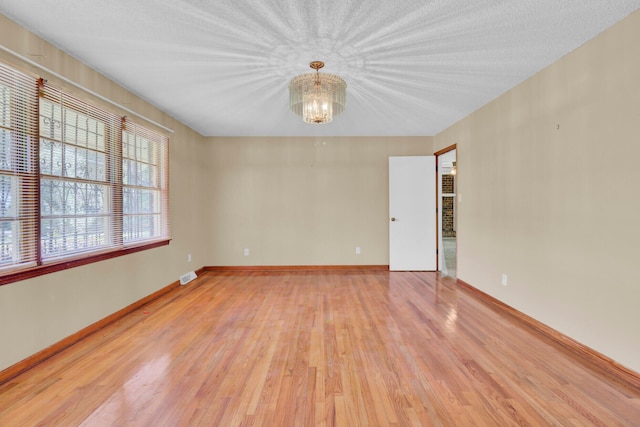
1, 1, 639, 137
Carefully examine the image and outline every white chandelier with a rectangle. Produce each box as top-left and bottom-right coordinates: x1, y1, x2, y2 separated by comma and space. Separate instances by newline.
289, 61, 346, 124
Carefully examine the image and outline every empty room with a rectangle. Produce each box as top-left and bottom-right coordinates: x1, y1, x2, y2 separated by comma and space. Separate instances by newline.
0, 1, 639, 425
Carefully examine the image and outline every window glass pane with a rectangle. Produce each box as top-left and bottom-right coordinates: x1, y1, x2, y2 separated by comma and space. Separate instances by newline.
0, 220, 16, 265
123, 214, 160, 243
122, 160, 158, 187
39, 99, 63, 141
0, 83, 10, 128
122, 132, 160, 188
0, 129, 12, 171
39, 139, 63, 177
41, 177, 110, 259
63, 108, 105, 151
122, 158, 135, 185
0, 174, 19, 265
122, 132, 134, 159
41, 216, 109, 259
0, 175, 15, 218
40, 139, 106, 181
63, 144, 106, 181
123, 187, 159, 214
136, 136, 152, 163
139, 163, 157, 187
40, 179, 109, 216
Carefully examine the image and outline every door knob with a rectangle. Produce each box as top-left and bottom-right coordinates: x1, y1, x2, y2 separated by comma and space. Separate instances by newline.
391, 217, 396, 221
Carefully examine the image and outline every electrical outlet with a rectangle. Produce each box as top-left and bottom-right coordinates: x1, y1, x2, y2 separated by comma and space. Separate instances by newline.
355, 246, 361, 255
501, 274, 508, 286
188, 253, 192, 263
244, 248, 249, 256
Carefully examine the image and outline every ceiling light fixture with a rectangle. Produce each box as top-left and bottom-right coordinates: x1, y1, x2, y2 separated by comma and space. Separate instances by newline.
289, 61, 346, 124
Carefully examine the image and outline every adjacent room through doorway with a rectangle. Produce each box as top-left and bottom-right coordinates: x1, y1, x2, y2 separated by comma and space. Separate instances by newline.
437, 147, 457, 277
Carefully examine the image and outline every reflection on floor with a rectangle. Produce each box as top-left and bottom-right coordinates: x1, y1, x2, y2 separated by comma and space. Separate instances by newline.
443, 237, 457, 277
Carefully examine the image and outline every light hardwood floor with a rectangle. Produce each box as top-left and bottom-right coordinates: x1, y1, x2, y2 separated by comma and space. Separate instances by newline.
1, 270, 638, 426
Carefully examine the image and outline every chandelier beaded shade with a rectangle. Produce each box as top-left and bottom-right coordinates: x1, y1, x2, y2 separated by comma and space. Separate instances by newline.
289, 61, 346, 124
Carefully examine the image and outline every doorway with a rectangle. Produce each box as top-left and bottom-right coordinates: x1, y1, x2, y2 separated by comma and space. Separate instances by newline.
436, 146, 457, 277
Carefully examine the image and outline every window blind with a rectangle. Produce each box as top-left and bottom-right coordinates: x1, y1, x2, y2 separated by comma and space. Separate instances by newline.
0, 63, 39, 272
39, 82, 121, 261
122, 121, 169, 245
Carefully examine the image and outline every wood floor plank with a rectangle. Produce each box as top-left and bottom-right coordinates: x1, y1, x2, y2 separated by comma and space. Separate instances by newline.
1, 270, 639, 426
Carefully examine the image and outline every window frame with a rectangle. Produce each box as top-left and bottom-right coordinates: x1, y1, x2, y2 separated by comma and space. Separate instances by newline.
0, 63, 170, 287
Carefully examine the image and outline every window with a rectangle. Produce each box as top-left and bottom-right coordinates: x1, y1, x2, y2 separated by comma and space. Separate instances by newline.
122, 123, 169, 244
0, 61, 169, 284
0, 64, 38, 272
39, 85, 118, 260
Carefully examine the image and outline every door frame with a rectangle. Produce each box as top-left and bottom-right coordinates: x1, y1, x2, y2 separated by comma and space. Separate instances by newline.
435, 144, 457, 275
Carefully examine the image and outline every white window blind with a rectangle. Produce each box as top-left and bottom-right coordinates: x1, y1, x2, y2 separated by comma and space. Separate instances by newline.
0, 63, 39, 272
122, 122, 169, 245
39, 83, 121, 261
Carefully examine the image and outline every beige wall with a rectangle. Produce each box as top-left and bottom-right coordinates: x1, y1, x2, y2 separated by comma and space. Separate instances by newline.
435, 10, 640, 372
0, 15, 210, 371
203, 136, 433, 266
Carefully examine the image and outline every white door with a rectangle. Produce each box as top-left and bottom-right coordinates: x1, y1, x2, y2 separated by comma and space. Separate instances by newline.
389, 156, 437, 271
